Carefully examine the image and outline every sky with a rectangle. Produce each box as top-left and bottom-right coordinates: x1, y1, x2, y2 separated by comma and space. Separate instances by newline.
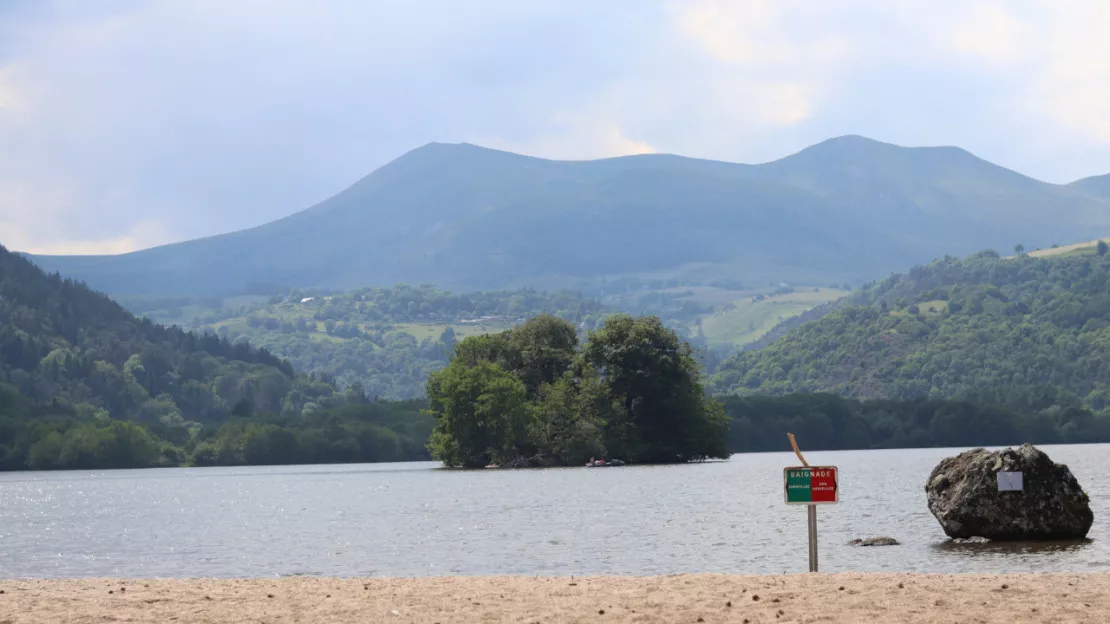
3, 0, 1110, 255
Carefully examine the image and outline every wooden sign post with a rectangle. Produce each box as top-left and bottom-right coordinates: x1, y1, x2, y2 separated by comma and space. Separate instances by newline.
784, 434, 838, 572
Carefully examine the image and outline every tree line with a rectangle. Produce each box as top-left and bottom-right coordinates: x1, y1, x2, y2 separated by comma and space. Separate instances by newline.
0, 381, 434, 471
723, 393, 1110, 452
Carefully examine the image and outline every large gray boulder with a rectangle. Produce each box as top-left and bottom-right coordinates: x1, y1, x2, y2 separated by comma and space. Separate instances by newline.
925, 444, 1093, 540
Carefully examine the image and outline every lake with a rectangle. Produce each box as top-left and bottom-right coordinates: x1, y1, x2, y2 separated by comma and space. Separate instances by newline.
1, 445, 1106, 578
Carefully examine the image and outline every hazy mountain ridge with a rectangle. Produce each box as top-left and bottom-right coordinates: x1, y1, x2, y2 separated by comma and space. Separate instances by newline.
1070, 172, 1110, 200
25, 136, 1110, 297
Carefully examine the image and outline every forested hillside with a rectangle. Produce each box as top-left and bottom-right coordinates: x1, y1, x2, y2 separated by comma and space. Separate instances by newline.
713, 249, 1110, 420
28, 136, 1110, 297
122, 282, 829, 399
0, 244, 432, 470
165, 285, 608, 400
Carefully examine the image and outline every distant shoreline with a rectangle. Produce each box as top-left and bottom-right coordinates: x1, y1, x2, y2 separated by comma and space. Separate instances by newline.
4, 572, 1106, 623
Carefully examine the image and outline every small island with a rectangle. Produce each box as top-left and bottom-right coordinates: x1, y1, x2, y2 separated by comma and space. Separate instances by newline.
425, 314, 729, 468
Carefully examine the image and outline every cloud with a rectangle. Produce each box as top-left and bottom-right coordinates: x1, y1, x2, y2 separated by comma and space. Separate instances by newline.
4, 0, 1110, 256
670, 0, 850, 129
478, 118, 658, 161
0, 66, 19, 112
676, 0, 851, 67
7, 220, 171, 256
1025, 4, 1110, 142
943, 2, 1029, 65
0, 176, 173, 254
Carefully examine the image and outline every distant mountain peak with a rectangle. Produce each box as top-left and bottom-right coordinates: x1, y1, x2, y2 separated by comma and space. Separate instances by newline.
390, 140, 537, 164
769, 134, 1018, 183
813, 134, 891, 147
1069, 172, 1110, 199
790, 134, 973, 157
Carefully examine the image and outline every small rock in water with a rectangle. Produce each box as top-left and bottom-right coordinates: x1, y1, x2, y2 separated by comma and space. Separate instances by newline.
848, 537, 900, 546
950, 536, 991, 544
925, 443, 1093, 540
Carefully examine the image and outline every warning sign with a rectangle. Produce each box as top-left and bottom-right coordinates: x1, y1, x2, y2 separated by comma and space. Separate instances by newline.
784, 466, 839, 504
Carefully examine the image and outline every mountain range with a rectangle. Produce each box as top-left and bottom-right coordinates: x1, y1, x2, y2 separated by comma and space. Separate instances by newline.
25, 135, 1110, 297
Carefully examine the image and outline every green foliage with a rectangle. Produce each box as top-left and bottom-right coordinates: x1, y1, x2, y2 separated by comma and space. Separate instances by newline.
129, 280, 800, 404
714, 252, 1110, 419
723, 394, 1110, 452
188, 400, 433, 467
425, 361, 532, 468
0, 244, 430, 470
1099, 240, 1109, 256
426, 314, 729, 467
579, 315, 729, 462
0, 243, 327, 430
172, 284, 606, 400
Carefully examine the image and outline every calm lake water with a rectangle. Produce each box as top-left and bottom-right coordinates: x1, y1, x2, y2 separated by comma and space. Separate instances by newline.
1, 445, 1108, 578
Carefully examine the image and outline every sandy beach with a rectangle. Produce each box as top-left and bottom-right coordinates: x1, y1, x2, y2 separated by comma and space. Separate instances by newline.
2, 572, 1107, 623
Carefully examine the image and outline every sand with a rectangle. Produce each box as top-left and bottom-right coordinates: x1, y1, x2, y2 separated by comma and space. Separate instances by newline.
1, 573, 1107, 623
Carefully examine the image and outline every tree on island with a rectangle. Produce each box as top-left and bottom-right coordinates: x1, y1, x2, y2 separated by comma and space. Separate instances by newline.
1098, 240, 1109, 256
425, 314, 729, 467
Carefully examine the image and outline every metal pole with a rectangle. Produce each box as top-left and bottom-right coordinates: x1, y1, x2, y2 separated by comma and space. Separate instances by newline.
807, 504, 818, 572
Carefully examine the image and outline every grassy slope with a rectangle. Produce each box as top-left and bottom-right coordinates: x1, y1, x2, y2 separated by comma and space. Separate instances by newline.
193, 298, 522, 345
133, 282, 847, 350
699, 288, 848, 346
193, 288, 840, 348
1025, 238, 1110, 258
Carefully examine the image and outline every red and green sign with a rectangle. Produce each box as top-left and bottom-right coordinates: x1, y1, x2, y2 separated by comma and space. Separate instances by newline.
784, 466, 838, 504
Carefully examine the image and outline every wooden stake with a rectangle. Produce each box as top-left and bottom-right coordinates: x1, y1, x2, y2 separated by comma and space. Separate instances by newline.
787, 432, 809, 466
788, 432, 818, 572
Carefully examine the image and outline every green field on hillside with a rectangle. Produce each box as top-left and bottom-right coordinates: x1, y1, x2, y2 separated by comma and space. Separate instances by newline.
890, 299, 949, 318
110, 282, 848, 399
699, 288, 849, 347
394, 322, 513, 342
1026, 238, 1108, 258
